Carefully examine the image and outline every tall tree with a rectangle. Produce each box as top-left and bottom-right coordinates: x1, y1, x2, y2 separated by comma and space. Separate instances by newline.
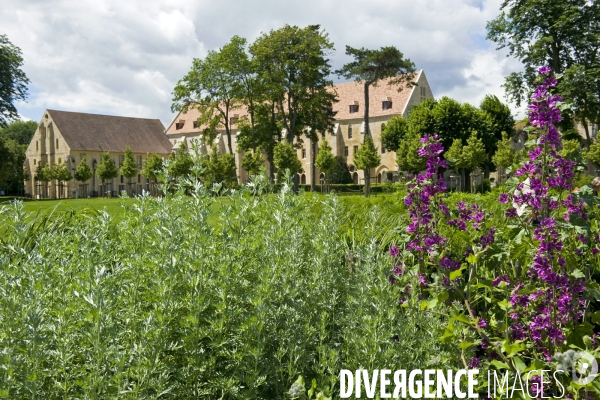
353, 135, 381, 197
172, 37, 245, 156
0, 35, 29, 127
486, 0, 600, 135
96, 152, 119, 196
335, 45, 415, 196
250, 25, 337, 144
120, 146, 138, 195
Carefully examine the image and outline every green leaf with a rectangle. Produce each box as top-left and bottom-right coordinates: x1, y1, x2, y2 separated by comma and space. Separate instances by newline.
498, 301, 509, 311
590, 311, 600, 324
570, 269, 585, 279
420, 300, 428, 311
512, 356, 526, 372
466, 254, 478, 264
459, 341, 474, 350
502, 340, 526, 357
452, 314, 471, 325
489, 360, 510, 370
450, 266, 465, 281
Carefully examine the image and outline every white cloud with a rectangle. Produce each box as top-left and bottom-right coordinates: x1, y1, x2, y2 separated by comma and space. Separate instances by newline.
2, 0, 525, 126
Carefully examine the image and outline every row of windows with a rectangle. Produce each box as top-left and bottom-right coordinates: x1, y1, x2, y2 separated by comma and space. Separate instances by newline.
300, 143, 386, 159
346, 122, 387, 139
35, 139, 60, 151
348, 100, 394, 114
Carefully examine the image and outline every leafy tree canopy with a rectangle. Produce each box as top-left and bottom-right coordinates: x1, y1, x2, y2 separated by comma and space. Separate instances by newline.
51, 158, 72, 182
325, 156, 352, 184
314, 139, 335, 174
251, 24, 337, 143
396, 133, 427, 174
168, 143, 194, 178
381, 116, 408, 152
0, 119, 37, 144
241, 150, 264, 177
120, 146, 138, 179
74, 156, 93, 183
96, 152, 119, 184
273, 141, 302, 177
354, 135, 381, 171
335, 45, 415, 136
492, 132, 520, 169
0, 35, 29, 127
141, 153, 164, 183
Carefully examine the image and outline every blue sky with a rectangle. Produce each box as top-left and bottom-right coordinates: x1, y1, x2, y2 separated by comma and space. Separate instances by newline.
2, 0, 525, 127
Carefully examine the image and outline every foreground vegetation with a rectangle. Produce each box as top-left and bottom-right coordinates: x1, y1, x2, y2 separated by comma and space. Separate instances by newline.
0, 182, 460, 399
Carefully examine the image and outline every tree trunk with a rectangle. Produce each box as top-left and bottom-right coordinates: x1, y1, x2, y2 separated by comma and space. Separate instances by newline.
582, 118, 591, 150
363, 81, 373, 197
364, 169, 371, 197
310, 138, 317, 192
267, 151, 275, 184
460, 169, 465, 192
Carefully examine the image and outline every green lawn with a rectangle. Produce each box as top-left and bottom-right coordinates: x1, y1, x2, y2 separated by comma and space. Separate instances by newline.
1, 196, 136, 217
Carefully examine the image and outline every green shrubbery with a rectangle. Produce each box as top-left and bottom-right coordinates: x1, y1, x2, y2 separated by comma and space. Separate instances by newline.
0, 182, 456, 399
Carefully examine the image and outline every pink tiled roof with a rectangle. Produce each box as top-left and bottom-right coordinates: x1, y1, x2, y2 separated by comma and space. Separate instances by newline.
166, 71, 420, 136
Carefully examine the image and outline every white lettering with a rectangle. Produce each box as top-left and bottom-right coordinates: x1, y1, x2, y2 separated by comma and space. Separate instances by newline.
455, 369, 466, 398
393, 370, 407, 398
380, 369, 391, 398
363, 369, 378, 398
340, 370, 353, 398
468, 369, 479, 398
438, 370, 453, 398
409, 369, 423, 398
424, 369, 435, 398
553, 370, 565, 398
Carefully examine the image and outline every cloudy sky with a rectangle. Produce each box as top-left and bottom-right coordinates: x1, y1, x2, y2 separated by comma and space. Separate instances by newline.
2, 0, 526, 127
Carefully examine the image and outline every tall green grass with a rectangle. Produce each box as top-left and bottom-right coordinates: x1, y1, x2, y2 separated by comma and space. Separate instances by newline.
0, 183, 455, 399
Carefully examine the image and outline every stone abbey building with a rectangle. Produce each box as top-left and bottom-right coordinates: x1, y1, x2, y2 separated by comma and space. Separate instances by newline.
24, 110, 172, 198
166, 70, 435, 185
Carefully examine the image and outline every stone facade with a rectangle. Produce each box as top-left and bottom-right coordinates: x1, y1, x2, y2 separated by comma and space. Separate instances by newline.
24, 110, 172, 198
165, 70, 435, 185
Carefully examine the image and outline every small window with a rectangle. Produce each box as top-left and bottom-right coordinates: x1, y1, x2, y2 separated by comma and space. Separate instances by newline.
273, 112, 278, 119
382, 101, 393, 110
349, 105, 359, 113
302, 149, 306, 159
229, 117, 238, 126
34, 159, 36, 165
120, 175, 124, 183
193, 121, 198, 129
138, 174, 141, 183
382, 146, 386, 154
56, 139, 59, 149
421, 87, 427, 96
344, 146, 349, 157
353, 145, 358, 154
36, 141, 38, 151
348, 125, 353, 139
175, 122, 184, 130
349, 165, 355, 172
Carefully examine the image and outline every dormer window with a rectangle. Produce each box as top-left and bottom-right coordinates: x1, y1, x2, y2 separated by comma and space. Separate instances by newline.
349, 101, 359, 113
193, 121, 198, 129
175, 120, 185, 130
382, 97, 393, 110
